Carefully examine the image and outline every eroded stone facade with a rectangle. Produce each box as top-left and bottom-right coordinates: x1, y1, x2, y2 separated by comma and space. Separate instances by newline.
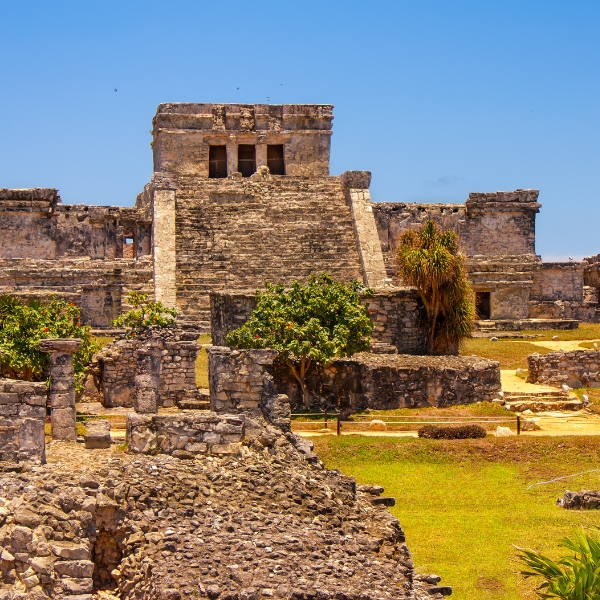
2, 103, 598, 331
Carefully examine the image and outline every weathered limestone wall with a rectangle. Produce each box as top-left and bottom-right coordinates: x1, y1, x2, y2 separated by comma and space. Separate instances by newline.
127, 412, 244, 457
274, 353, 501, 411
0, 379, 46, 464
83, 327, 200, 408
152, 103, 333, 178
373, 189, 548, 322
0, 188, 154, 327
528, 262, 598, 322
210, 287, 428, 354
527, 350, 600, 388
208, 346, 291, 432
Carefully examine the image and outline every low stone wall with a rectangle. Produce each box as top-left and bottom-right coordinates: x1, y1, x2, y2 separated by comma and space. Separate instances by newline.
210, 287, 428, 354
83, 326, 200, 408
528, 300, 598, 322
0, 379, 46, 464
527, 350, 600, 388
127, 412, 244, 457
274, 353, 501, 411
207, 346, 291, 432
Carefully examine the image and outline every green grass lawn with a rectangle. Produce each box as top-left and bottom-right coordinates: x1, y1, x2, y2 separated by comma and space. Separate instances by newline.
313, 435, 600, 600
460, 338, 552, 370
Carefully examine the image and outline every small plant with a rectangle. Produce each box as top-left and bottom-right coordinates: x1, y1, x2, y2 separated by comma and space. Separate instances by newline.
0, 295, 99, 393
515, 528, 600, 599
112, 291, 177, 337
418, 424, 487, 439
226, 273, 374, 409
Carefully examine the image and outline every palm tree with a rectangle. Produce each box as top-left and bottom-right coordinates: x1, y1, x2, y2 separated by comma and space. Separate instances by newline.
515, 529, 600, 599
396, 220, 474, 354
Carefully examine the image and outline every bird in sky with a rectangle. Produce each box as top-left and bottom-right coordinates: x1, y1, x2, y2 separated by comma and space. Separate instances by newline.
569, 256, 574, 261
237, 87, 239, 90
114, 89, 117, 92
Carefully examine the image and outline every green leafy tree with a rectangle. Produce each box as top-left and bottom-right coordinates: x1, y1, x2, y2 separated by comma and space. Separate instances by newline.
396, 220, 474, 354
112, 291, 177, 337
226, 273, 374, 409
0, 295, 100, 392
515, 529, 600, 599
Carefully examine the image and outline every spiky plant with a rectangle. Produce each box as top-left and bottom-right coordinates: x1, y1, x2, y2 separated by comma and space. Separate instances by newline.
515, 528, 600, 599
396, 220, 474, 354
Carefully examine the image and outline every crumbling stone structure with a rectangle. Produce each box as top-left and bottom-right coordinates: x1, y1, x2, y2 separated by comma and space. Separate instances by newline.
527, 349, 600, 389
82, 327, 201, 409
2, 104, 598, 332
274, 353, 501, 411
0, 379, 46, 464
40, 338, 81, 442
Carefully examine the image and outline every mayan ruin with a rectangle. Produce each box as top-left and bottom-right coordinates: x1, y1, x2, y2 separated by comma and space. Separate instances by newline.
1, 96, 600, 597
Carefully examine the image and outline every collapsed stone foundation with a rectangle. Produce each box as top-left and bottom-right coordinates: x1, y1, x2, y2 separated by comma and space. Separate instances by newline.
527, 350, 600, 389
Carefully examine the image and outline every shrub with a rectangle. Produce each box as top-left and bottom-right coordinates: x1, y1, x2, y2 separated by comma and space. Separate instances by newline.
112, 291, 177, 337
396, 220, 474, 354
0, 295, 100, 393
418, 424, 487, 439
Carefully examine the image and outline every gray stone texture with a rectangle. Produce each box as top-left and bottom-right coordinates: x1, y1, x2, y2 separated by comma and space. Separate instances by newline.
527, 350, 600, 389
40, 339, 80, 442
82, 326, 201, 409
0, 379, 46, 464
274, 353, 502, 411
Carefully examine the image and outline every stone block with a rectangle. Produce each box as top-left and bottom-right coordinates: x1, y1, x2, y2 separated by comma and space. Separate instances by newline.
0, 393, 19, 405
210, 442, 241, 455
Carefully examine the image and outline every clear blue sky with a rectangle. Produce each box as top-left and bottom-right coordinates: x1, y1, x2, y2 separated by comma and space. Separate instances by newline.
1, 1, 599, 260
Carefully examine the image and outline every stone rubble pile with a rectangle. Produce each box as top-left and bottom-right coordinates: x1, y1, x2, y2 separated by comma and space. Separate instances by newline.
0, 439, 449, 599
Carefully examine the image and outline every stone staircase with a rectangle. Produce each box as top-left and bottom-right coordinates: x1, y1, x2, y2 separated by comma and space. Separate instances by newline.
503, 390, 583, 412
176, 388, 210, 411
172, 175, 364, 326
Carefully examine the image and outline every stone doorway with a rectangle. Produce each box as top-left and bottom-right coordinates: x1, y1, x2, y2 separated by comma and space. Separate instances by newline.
476, 291, 491, 320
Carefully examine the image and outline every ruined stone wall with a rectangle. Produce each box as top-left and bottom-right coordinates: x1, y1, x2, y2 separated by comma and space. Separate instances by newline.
83, 327, 200, 408
273, 353, 501, 411
210, 287, 428, 354
527, 350, 600, 388
127, 412, 244, 457
0, 379, 46, 464
528, 262, 598, 322
0, 188, 154, 327
207, 346, 291, 432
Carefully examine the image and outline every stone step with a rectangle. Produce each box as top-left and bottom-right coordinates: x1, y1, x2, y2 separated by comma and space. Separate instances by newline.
504, 390, 569, 398
506, 399, 583, 412
178, 399, 210, 410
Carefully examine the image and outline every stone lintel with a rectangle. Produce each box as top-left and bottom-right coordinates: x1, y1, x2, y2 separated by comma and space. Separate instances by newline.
39, 339, 82, 353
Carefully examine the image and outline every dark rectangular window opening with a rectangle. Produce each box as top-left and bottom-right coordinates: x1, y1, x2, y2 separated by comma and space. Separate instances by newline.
209, 146, 228, 178
267, 144, 285, 175
237, 145, 256, 177
476, 291, 491, 320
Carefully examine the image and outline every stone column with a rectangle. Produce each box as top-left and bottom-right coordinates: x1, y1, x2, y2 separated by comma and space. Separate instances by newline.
135, 340, 163, 414
39, 338, 81, 442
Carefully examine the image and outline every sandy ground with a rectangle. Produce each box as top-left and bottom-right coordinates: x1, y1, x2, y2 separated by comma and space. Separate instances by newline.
520, 339, 600, 352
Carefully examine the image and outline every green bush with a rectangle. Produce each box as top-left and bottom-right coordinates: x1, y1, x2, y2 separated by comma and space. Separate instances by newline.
226, 273, 374, 409
112, 291, 177, 337
0, 295, 100, 393
418, 424, 487, 439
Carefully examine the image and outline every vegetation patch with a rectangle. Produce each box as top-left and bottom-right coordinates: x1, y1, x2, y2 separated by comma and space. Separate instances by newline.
418, 423, 487, 439
461, 338, 552, 369
313, 435, 600, 600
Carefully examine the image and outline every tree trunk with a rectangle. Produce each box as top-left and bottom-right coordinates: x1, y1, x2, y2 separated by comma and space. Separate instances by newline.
302, 383, 311, 410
